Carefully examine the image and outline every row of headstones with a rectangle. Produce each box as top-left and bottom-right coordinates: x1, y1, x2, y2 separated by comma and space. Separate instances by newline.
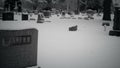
61, 9, 98, 16
2, 12, 29, 21
2, 12, 45, 23
1, 11, 120, 36
0, 28, 38, 68
61, 11, 95, 20
67, 8, 120, 36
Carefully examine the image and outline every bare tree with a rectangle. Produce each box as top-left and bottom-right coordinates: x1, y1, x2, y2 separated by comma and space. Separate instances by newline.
4, 0, 22, 12
31, 0, 39, 10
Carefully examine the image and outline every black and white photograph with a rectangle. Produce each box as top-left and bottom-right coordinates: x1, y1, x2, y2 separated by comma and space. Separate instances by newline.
0, 0, 120, 68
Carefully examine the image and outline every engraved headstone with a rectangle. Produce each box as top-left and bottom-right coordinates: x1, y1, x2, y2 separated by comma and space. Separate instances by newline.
102, 22, 110, 31
109, 30, 120, 36
0, 28, 38, 68
69, 25, 78, 31
37, 14, 44, 23
22, 14, 28, 20
109, 0, 120, 36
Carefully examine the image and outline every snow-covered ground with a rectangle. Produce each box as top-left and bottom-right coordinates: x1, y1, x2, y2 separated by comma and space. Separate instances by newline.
0, 13, 120, 68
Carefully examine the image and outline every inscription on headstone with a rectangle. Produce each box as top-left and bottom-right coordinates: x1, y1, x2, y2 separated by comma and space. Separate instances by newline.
0, 35, 31, 47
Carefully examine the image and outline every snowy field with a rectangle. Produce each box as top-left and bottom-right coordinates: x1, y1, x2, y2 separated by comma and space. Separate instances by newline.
0, 13, 120, 68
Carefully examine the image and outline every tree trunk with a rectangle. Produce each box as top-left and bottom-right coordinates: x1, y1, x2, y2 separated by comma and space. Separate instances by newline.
103, 0, 112, 21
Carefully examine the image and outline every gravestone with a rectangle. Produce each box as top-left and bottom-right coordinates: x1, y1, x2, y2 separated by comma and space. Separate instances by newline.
68, 12, 72, 15
37, 14, 44, 23
22, 14, 28, 20
109, 30, 120, 36
2, 12, 14, 21
113, 7, 120, 30
0, 28, 38, 68
43, 11, 51, 18
86, 9, 95, 19
102, 22, 110, 26
102, 22, 110, 31
109, 0, 120, 36
62, 11, 66, 16
69, 25, 78, 31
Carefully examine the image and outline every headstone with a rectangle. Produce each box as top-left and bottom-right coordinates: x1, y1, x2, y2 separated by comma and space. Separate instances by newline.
37, 14, 44, 23
86, 9, 95, 19
43, 11, 51, 18
68, 12, 72, 15
113, 7, 120, 30
26, 66, 41, 68
69, 25, 78, 31
109, 0, 120, 36
102, 22, 110, 26
2, 12, 14, 21
38, 66, 41, 68
109, 30, 120, 36
112, 0, 120, 30
102, 22, 110, 31
0, 28, 38, 68
84, 17, 89, 20
62, 11, 66, 16
22, 14, 28, 20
